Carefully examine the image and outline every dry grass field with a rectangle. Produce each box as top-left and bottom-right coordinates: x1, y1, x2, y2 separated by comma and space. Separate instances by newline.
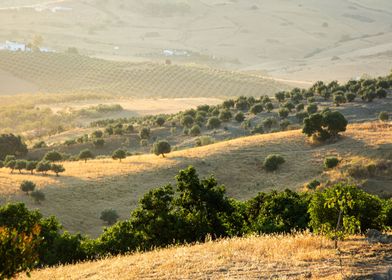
1, 122, 391, 237
18, 233, 392, 280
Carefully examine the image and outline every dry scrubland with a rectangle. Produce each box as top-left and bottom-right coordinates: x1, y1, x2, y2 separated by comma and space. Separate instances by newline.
1, 122, 391, 237
0, 52, 289, 97
0, 0, 391, 82
19, 233, 392, 280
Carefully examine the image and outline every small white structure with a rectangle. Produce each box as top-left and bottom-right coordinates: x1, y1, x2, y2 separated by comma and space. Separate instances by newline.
163, 49, 190, 57
51, 7, 73, 13
163, 49, 174, 56
4, 41, 28, 52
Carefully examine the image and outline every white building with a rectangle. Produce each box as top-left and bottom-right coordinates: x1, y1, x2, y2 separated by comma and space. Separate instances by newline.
4, 41, 28, 52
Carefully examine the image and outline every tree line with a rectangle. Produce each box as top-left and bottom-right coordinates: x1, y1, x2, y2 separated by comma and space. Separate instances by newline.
1, 166, 391, 279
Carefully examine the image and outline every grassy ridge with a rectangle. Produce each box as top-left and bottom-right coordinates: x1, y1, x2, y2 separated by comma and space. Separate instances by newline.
19, 233, 392, 279
1, 122, 391, 237
0, 51, 290, 97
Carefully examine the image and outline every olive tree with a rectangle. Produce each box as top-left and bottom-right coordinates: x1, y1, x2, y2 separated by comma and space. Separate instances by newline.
153, 140, 171, 157
20, 181, 36, 195
303, 110, 348, 141
112, 149, 127, 162
78, 149, 94, 163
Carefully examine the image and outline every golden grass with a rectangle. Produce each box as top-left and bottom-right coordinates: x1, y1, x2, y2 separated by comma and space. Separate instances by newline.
18, 233, 392, 280
1, 122, 391, 236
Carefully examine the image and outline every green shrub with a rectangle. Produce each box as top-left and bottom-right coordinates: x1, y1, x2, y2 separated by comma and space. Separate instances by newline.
265, 102, 274, 112
246, 190, 309, 233
0, 134, 27, 161
78, 149, 94, 163
0, 226, 41, 279
306, 179, 320, 190
31, 190, 45, 204
206, 117, 221, 129
139, 127, 151, 139
100, 209, 120, 225
303, 110, 348, 140
152, 140, 171, 157
324, 157, 339, 169
296, 103, 304, 112
219, 110, 232, 122
181, 115, 194, 128
93, 138, 105, 148
14, 160, 27, 174
379, 111, 389, 122
263, 117, 276, 130
5, 159, 16, 173
306, 103, 318, 114
263, 154, 285, 171
278, 108, 289, 119
112, 149, 127, 162
189, 125, 201, 136
308, 184, 384, 238
51, 164, 65, 177
346, 92, 356, 102
36, 160, 51, 175
280, 120, 290, 130
91, 130, 103, 138
251, 124, 264, 135
20, 181, 36, 195
250, 103, 264, 115
155, 117, 165, 127
26, 161, 38, 174
33, 141, 47, 149
234, 112, 245, 123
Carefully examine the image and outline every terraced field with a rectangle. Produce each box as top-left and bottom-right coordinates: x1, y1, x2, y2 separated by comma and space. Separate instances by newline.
0, 51, 290, 97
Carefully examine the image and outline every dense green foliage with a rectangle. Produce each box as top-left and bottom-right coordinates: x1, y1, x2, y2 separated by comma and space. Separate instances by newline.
0, 134, 27, 161
303, 110, 348, 140
263, 155, 285, 171
1, 167, 392, 278
112, 149, 126, 162
324, 157, 339, 169
152, 140, 171, 157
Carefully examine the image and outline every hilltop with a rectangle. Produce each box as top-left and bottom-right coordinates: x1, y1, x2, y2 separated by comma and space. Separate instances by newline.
1, 122, 391, 237
18, 233, 392, 279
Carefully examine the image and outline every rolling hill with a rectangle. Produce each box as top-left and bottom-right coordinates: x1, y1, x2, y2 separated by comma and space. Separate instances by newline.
18, 233, 392, 279
0, 0, 391, 82
0, 51, 290, 97
1, 122, 391, 237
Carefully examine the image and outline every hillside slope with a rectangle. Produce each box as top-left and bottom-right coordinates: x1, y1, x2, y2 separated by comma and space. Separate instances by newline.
18, 234, 392, 279
0, 51, 290, 96
0, 0, 391, 81
1, 122, 391, 237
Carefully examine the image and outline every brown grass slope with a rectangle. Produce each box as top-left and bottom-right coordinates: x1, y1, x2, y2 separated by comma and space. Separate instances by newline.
1, 122, 391, 237
0, 51, 290, 97
19, 233, 392, 280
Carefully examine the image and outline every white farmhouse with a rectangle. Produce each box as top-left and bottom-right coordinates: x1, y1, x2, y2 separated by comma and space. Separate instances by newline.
4, 41, 29, 52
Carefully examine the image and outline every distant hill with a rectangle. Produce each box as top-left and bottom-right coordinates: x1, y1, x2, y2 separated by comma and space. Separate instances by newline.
0, 0, 391, 81
0, 51, 290, 97
19, 233, 392, 279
